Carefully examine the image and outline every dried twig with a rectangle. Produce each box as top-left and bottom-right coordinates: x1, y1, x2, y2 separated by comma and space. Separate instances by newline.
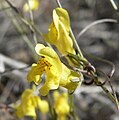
76, 19, 118, 39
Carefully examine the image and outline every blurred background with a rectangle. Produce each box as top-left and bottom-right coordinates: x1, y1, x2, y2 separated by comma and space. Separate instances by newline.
0, 0, 119, 119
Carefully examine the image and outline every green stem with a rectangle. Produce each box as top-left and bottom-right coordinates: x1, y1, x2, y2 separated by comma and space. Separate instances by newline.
68, 94, 79, 120
47, 94, 56, 120
82, 51, 115, 77
91, 71, 117, 105
69, 94, 74, 110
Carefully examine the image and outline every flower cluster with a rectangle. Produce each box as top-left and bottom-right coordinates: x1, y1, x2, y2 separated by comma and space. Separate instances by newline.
15, 87, 49, 118
23, 0, 39, 12
27, 7, 83, 96
16, 7, 84, 119
27, 44, 82, 96
53, 91, 70, 120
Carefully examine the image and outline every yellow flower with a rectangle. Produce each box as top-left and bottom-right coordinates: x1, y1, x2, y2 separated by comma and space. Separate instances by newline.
27, 44, 82, 96
60, 63, 83, 91
15, 87, 49, 118
27, 44, 62, 96
44, 8, 75, 55
23, 0, 39, 12
53, 91, 70, 120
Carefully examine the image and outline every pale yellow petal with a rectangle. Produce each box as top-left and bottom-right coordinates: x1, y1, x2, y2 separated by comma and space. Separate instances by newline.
23, 0, 39, 12
37, 99, 49, 113
57, 22, 75, 54
35, 44, 62, 75
53, 92, 70, 119
53, 8, 70, 32
59, 63, 82, 91
35, 44, 45, 55
44, 8, 75, 55
39, 70, 60, 96
35, 44, 58, 59
44, 22, 58, 44
27, 63, 41, 85
53, 91, 60, 101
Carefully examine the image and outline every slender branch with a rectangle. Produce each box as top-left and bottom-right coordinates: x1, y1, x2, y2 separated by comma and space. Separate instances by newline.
27, 0, 38, 44
0, 7, 11, 12
0, 66, 30, 76
77, 19, 118, 39
97, 69, 119, 111
5, 0, 53, 49
82, 50, 115, 78
4, 0, 38, 61
110, 0, 118, 10
90, 71, 119, 110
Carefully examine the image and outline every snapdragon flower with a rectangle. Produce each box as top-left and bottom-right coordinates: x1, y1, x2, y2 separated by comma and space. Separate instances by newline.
44, 8, 75, 55
15, 87, 49, 118
53, 91, 70, 120
27, 44, 82, 96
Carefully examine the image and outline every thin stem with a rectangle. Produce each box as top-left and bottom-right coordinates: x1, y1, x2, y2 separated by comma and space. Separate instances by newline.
110, 0, 118, 10
90, 71, 118, 107
69, 94, 74, 111
82, 50, 115, 77
68, 94, 79, 120
56, 0, 62, 8
107, 77, 119, 111
97, 69, 119, 111
70, 28, 83, 57
27, 0, 38, 44
5, 0, 53, 49
47, 94, 56, 120
0, 65, 30, 76
4, 0, 38, 61
77, 19, 117, 39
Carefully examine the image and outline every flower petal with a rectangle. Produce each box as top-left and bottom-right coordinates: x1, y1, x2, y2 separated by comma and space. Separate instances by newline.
27, 63, 42, 85
53, 8, 70, 32
23, 0, 39, 12
43, 8, 75, 54
37, 99, 49, 113
35, 44, 62, 74
60, 64, 83, 91
35, 44, 58, 59
39, 69, 60, 96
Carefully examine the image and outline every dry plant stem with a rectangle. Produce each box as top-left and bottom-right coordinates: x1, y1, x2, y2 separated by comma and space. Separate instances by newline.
19, 13, 53, 49
77, 19, 118, 39
5, 0, 52, 49
3, 0, 38, 61
82, 51, 119, 109
56, 0, 83, 58
0, 65, 29, 76
82, 51, 115, 77
27, 0, 38, 44
97, 69, 119, 111
0, 6, 11, 11
90, 71, 119, 110
21, 17, 53, 48
110, 0, 118, 10
107, 77, 119, 111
